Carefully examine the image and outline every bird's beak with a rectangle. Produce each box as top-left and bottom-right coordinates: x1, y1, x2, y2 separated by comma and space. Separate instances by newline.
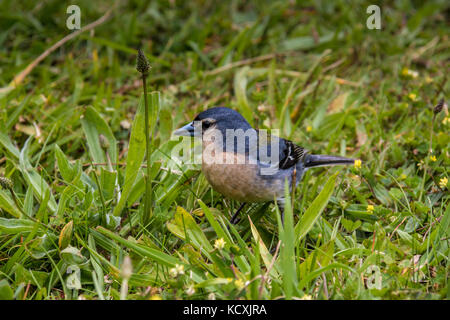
173, 121, 197, 137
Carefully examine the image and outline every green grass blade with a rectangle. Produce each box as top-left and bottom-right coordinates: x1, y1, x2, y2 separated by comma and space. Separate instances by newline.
112, 95, 146, 216
294, 172, 338, 245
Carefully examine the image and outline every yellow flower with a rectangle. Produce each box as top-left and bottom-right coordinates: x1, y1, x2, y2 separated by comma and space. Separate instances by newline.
439, 177, 448, 189
425, 76, 433, 83
408, 93, 417, 101
354, 159, 362, 169
92, 49, 98, 63
399, 173, 407, 180
300, 294, 312, 300
306, 125, 312, 132
214, 238, 226, 250
367, 205, 374, 213
401, 67, 409, 76
443, 117, 450, 125
234, 279, 245, 290
429, 155, 437, 162
401, 67, 418, 78
149, 295, 162, 300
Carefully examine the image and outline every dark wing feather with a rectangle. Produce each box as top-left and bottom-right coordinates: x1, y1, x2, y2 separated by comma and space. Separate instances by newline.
279, 139, 306, 170
253, 130, 306, 170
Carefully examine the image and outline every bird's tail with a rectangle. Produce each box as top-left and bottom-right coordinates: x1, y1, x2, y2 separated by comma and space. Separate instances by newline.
304, 154, 355, 168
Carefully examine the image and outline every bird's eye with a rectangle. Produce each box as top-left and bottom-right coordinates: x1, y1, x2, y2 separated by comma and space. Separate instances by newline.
202, 120, 215, 130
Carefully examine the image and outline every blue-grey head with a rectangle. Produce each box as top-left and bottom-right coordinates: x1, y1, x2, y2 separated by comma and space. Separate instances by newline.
173, 107, 252, 138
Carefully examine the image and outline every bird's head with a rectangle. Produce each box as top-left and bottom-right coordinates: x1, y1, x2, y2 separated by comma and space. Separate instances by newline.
173, 107, 252, 138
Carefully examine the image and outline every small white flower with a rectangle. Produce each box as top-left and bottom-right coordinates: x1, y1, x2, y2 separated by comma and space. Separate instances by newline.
120, 256, 133, 280
185, 285, 195, 296
208, 292, 216, 300
169, 264, 185, 277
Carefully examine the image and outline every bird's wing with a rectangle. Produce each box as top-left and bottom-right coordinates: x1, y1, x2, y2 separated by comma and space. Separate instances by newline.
255, 130, 307, 170
278, 138, 307, 170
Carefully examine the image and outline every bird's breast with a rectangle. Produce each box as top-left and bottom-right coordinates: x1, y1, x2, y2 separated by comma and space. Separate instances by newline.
201, 147, 284, 202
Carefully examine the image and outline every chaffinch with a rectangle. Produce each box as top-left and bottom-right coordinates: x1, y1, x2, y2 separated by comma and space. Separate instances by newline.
174, 107, 354, 223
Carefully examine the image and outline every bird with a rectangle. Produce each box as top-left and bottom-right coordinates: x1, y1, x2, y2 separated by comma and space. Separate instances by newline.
174, 106, 355, 224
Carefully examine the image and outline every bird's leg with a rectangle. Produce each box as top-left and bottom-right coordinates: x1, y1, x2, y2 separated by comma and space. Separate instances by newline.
230, 202, 246, 224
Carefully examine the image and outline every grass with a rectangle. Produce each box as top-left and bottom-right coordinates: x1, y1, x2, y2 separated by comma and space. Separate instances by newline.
0, 0, 449, 300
